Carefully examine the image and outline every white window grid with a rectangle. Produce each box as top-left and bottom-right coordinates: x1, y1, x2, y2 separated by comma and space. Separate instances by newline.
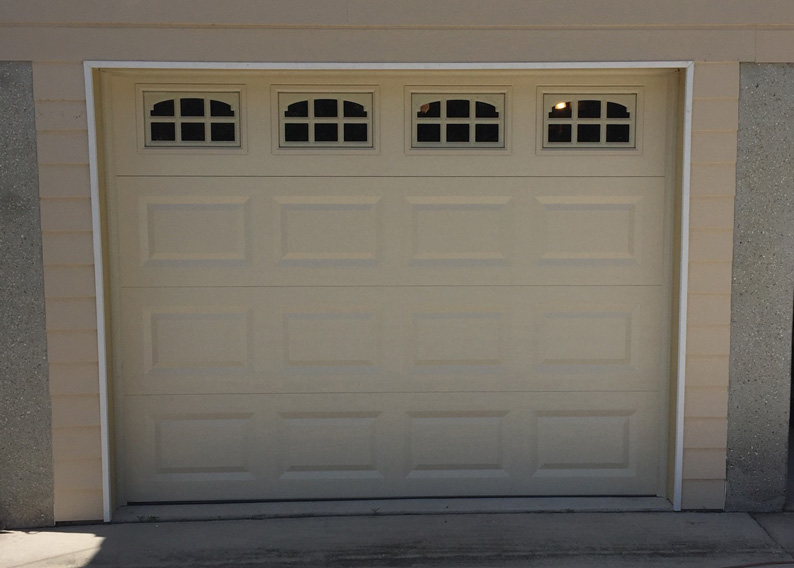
411, 93, 505, 149
143, 91, 241, 148
278, 92, 373, 148
543, 93, 636, 149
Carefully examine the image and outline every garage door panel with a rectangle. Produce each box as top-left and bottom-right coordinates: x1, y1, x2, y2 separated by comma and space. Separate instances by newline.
121, 286, 663, 395
115, 177, 664, 288
527, 392, 662, 495
123, 392, 661, 501
115, 178, 271, 287
123, 396, 267, 502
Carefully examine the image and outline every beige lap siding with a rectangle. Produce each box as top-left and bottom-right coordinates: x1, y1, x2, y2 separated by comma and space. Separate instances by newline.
681, 62, 739, 510
33, 61, 104, 522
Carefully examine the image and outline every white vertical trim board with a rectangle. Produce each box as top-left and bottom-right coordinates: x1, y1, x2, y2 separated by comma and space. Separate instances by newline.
83, 60, 693, 520
673, 62, 694, 512
84, 62, 113, 523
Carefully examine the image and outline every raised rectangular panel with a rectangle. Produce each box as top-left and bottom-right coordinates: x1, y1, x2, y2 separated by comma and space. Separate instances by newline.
536, 196, 639, 262
283, 310, 380, 369
279, 412, 381, 479
274, 196, 381, 263
537, 309, 632, 367
532, 411, 632, 475
139, 196, 250, 264
412, 311, 504, 370
143, 307, 252, 373
407, 196, 512, 263
406, 412, 508, 478
155, 413, 254, 477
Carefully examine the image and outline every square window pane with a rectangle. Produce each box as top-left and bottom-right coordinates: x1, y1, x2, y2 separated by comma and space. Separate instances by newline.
210, 100, 235, 117
577, 124, 601, 143
475, 124, 499, 143
577, 100, 601, 119
606, 124, 631, 143
151, 100, 175, 117
607, 102, 631, 119
181, 122, 205, 141
284, 123, 309, 142
180, 98, 205, 117
417, 123, 441, 142
150, 122, 176, 141
548, 101, 572, 118
343, 101, 367, 117
417, 101, 441, 118
446, 123, 470, 142
446, 99, 470, 118
344, 123, 368, 142
211, 122, 236, 142
314, 123, 338, 142
314, 99, 338, 118
475, 101, 499, 118
547, 124, 572, 143
285, 101, 309, 117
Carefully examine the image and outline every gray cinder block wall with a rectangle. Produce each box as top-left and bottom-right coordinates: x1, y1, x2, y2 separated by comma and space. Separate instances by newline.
0, 62, 54, 528
727, 63, 794, 511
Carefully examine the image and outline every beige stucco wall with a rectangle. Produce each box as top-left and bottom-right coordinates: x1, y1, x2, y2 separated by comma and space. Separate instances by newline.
5, 1, 780, 519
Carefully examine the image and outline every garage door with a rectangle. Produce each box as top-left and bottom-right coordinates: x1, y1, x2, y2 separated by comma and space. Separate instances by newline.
102, 70, 677, 503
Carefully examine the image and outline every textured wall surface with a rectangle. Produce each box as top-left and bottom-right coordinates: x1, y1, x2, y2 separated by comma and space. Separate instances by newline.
0, 62, 54, 528
727, 63, 794, 511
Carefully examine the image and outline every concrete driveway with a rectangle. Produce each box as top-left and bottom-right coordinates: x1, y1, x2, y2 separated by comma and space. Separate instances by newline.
3, 511, 794, 567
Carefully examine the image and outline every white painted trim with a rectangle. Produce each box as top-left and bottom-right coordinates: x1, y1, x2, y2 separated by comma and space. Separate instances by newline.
83, 59, 693, 520
85, 61, 692, 71
673, 62, 695, 512
83, 62, 112, 523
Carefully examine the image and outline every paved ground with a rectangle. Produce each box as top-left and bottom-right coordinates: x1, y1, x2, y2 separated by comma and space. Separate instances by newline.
2, 511, 794, 567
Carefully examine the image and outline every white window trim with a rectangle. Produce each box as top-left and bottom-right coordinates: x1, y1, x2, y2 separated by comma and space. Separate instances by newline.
84, 60, 694, 522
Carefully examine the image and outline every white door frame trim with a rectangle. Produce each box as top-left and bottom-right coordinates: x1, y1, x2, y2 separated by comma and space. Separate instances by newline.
83, 60, 694, 522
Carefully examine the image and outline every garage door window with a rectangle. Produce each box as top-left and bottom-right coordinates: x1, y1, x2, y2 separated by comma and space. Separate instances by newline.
144, 92, 241, 147
411, 93, 505, 148
543, 94, 636, 148
278, 92, 373, 148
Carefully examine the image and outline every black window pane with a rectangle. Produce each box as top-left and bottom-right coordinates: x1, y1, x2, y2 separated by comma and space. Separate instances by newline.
284, 123, 309, 142
150, 122, 176, 141
417, 124, 441, 142
606, 124, 631, 143
343, 101, 367, 117
211, 123, 236, 142
344, 123, 368, 142
607, 102, 631, 119
446, 123, 470, 142
475, 101, 499, 118
475, 124, 499, 143
314, 99, 338, 117
577, 124, 601, 142
181, 123, 205, 141
547, 124, 572, 143
180, 98, 205, 117
285, 101, 309, 117
548, 102, 572, 118
578, 100, 601, 119
151, 100, 175, 117
417, 101, 441, 118
446, 99, 470, 118
314, 123, 338, 142
210, 100, 235, 117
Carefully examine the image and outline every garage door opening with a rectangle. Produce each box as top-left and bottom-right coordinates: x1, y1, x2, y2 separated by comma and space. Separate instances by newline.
98, 68, 680, 507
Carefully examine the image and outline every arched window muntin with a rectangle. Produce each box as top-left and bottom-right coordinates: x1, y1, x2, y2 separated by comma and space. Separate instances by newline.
542, 93, 637, 148
278, 92, 374, 148
411, 93, 506, 149
143, 91, 241, 148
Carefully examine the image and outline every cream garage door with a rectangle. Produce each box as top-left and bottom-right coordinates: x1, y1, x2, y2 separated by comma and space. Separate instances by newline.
103, 70, 676, 503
